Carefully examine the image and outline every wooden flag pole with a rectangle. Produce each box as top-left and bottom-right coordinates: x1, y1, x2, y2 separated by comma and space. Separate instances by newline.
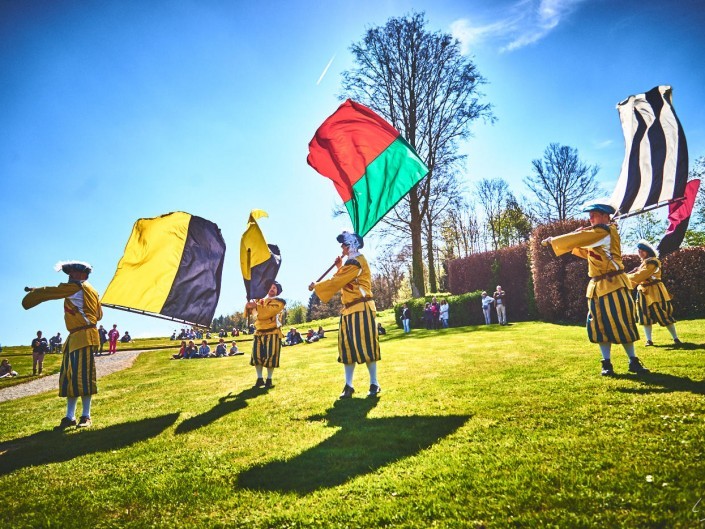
313, 255, 344, 284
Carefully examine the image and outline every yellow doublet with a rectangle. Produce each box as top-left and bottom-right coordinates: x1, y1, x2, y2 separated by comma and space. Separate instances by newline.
253, 297, 286, 336
22, 281, 102, 350
627, 257, 672, 307
314, 254, 377, 315
549, 224, 631, 298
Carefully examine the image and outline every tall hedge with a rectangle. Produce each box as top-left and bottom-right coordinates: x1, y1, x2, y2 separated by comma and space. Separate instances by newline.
447, 244, 535, 322
661, 247, 705, 318
393, 291, 485, 329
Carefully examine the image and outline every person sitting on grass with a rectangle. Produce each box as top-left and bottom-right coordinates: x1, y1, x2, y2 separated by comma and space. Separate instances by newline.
172, 340, 187, 360
184, 340, 198, 359
214, 338, 228, 357
377, 322, 387, 335
317, 326, 325, 338
0, 359, 18, 378
197, 340, 211, 358
120, 331, 132, 343
305, 329, 320, 343
229, 341, 243, 356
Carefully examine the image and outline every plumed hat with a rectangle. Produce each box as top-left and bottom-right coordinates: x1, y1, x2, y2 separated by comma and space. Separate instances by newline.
636, 239, 657, 257
54, 260, 93, 275
336, 231, 364, 249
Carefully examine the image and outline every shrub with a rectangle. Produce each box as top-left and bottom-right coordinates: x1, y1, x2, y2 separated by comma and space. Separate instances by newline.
394, 291, 484, 329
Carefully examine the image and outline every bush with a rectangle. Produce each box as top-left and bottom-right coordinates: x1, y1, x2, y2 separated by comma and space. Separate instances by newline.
662, 247, 705, 318
394, 291, 484, 329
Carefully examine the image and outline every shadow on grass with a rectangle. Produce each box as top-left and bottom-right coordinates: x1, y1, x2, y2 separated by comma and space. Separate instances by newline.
614, 372, 705, 395
175, 387, 265, 435
237, 397, 470, 495
0, 413, 179, 476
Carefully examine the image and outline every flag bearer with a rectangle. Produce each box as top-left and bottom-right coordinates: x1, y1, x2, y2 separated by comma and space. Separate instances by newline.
541, 202, 649, 376
246, 281, 286, 389
309, 231, 382, 399
22, 261, 102, 429
627, 239, 682, 347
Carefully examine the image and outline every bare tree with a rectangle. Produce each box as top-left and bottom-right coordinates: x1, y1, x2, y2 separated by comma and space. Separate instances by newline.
341, 12, 493, 297
476, 178, 510, 251
524, 143, 600, 222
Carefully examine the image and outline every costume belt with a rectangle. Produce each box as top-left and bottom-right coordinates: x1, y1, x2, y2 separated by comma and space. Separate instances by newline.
641, 279, 662, 287
256, 326, 279, 334
591, 270, 625, 282
68, 324, 97, 334
343, 296, 374, 309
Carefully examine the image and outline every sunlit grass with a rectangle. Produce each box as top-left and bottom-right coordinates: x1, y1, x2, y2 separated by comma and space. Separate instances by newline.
1, 313, 703, 528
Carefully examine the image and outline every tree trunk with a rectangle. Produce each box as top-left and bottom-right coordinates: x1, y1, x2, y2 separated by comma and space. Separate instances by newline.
426, 229, 437, 293
409, 188, 425, 297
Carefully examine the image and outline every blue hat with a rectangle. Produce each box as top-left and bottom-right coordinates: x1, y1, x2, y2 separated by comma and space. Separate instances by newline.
581, 201, 616, 215
55, 260, 93, 275
636, 239, 657, 257
336, 231, 364, 249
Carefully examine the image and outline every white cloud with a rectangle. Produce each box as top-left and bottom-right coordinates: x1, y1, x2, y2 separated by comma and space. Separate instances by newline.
450, 0, 589, 54
593, 139, 614, 149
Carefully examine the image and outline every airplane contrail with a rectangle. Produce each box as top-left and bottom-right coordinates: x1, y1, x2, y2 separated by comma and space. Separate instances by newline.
316, 54, 336, 85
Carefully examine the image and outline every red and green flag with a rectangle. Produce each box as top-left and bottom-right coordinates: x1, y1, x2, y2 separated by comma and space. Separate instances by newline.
307, 99, 429, 236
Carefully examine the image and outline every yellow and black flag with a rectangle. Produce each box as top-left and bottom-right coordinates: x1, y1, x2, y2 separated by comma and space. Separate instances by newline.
240, 210, 281, 300
102, 211, 226, 327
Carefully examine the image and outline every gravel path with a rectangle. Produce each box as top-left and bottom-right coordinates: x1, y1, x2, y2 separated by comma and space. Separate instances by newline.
0, 350, 147, 403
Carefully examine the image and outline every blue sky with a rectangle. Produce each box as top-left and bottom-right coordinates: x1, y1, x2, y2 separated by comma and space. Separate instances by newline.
2, 0, 704, 346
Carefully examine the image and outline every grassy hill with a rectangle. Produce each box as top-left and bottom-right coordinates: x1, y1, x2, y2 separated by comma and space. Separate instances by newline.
1, 313, 704, 528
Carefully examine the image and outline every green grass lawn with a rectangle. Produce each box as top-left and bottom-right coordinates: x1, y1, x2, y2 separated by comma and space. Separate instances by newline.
1, 314, 704, 528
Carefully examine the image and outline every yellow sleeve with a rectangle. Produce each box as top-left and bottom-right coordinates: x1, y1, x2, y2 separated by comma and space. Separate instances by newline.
550, 227, 609, 257
255, 298, 286, 320
627, 262, 656, 287
22, 283, 80, 310
314, 263, 361, 303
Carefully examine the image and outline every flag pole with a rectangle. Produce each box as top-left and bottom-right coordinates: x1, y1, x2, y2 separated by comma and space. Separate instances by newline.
314, 255, 344, 283
101, 303, 210, 330
613, 196, 686, 221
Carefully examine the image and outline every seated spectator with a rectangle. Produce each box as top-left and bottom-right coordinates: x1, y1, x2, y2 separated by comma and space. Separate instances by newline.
305, 329, 319, 343
229, 341, 243, 356
377, 322, 387, 335
120, 331, 132, 343
184, 340, 198, 359
214, 338, 228, 357
197, 340, 211, 358
49, 332, 63, 353
170, 331, 177, 340
317, 326, 325, 339
248, 323, 255, 334
231, 328, 237, 337
0, 359, 18, 378
232, 328, 240, 337
285, 328, 303, 346
172, 340, 188, 359
205, 331, 211, 339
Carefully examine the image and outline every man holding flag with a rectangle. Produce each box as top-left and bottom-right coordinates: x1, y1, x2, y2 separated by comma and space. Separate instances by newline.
309, 232, 381, 399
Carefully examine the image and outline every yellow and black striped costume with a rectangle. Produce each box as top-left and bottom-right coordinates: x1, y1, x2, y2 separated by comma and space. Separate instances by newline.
22, 280, 102, 397
313, 254, 381, 365
250, 297, 286, 368
627, 257, 676, 326
549, 224, 639, 344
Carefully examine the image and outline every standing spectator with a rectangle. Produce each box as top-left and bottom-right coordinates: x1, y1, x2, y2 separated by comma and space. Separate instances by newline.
423, 303, 433, 330
246, 280, 286, 389
98, 325, 108, 354
49, 332, 63, 353
400, 303, 411, 333
0, 359, 18, 378
107, 324, 119, 355
22, 260, 103, 429
31, 330, 49, 375
481, 291, 494, 325
627, 239, 682, 347
439, 299, 449, 328
542, 201, 647, 376
309, 231, 381, 399
430, 297, 441, 330
493, 286, 508, 325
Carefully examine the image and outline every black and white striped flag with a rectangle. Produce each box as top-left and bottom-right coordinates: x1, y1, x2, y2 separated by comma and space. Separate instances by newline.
610, 85, 688, 218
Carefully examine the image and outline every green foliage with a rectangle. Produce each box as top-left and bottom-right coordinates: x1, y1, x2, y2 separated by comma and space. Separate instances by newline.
1, 319, 704, 527
284, 301, 307, 326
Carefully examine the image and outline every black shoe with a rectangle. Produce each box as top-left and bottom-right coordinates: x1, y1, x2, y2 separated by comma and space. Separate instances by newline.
645, 340, 654, 347
674, 338, 682, 346
254, 378, 265, 388
339, 384, 355, 399
54, 417, 77, 431
600, 359, 614, 376
367, 384, 381, 397
628, 357, 650, 374
264, 379, 274, 389
77, 416, 92, 428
